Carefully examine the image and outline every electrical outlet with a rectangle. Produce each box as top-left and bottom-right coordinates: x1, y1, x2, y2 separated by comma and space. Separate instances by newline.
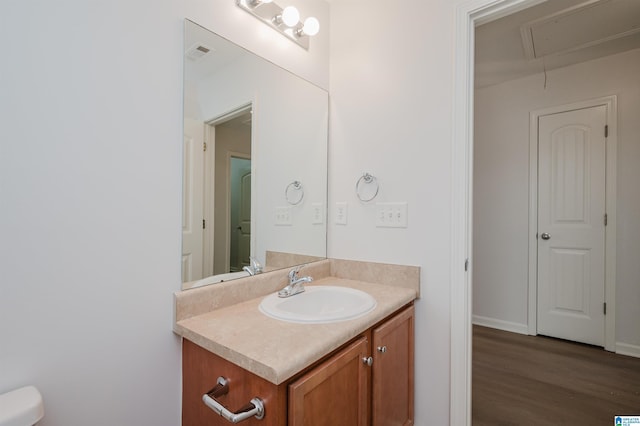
375, 202, 408, 228
312, 202, 324, 225
275, 206, 293, 226
335, 202, 348, 225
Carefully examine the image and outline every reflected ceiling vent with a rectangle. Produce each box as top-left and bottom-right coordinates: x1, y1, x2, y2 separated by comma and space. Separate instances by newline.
185, 43, 213, 61
521, 0, 640, 60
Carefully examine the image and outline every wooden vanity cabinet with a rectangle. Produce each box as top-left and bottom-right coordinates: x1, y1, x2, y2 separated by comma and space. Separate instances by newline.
182, 304, 414, 426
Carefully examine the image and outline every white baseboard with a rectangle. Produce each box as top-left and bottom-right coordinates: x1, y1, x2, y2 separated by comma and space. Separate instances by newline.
472, 315, 529, 335
616, 342, 640, 358
473, 316, 640, 358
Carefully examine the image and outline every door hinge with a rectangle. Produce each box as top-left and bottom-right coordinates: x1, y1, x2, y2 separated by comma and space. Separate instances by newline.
203, 219, 206, 229
203, 142, 207, 152
464, 258, 469, 272
604, 213, 608, 226
603, 302, 607, 315
605, 125, 608, 138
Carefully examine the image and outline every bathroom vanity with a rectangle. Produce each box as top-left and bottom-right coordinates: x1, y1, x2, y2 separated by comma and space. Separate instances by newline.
174, 259, 419, 426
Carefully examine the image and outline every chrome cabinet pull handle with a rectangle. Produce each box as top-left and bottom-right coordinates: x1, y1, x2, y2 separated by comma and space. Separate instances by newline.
362, 356, 373, 366
541, 232, 551, 240
377, 346, 387, 353
202, 377, 265, 423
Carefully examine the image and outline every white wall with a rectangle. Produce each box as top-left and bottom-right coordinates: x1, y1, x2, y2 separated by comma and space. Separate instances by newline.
0, 0, 329, 425
328, 0, 466, 423
474, 48, 640, 348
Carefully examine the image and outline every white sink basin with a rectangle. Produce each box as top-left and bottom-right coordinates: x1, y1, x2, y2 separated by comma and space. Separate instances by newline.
259, 286, 377, 324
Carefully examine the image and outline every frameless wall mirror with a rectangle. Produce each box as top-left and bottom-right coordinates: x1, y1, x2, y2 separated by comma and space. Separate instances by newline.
182, 19, 328, 290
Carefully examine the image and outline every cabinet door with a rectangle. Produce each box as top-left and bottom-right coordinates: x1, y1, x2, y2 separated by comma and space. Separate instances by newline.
289, 336, 369, 426
372, 305, 415, 426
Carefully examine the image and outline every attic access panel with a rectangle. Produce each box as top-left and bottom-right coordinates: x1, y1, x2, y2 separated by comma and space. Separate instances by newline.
521, 0, 640, 60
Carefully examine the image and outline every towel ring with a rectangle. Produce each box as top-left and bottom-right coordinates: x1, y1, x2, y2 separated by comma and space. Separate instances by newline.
285, 180, 304, 205
356, 173, 379, 202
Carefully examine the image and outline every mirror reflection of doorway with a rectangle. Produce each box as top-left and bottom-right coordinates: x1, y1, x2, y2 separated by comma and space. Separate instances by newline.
229, 157, 251, 272
209, 107, 252, 276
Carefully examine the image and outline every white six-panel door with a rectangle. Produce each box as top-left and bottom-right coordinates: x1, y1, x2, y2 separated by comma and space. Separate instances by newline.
537, 105, 607, 347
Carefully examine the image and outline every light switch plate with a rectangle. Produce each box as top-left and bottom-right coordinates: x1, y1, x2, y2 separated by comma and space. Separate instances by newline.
375, 202, 408, 228
275, 206, 293, 226
335, 202, 348, 225
312, 202, 324, 225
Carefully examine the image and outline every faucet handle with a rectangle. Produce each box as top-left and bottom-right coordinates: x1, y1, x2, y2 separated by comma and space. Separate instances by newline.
288, 264, 306, 282
288, 267, 299, 282
249, 257, 262, 274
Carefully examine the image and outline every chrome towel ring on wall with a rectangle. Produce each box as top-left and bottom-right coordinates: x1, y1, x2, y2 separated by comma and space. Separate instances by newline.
285, 180, 304, 205
356, 172, 379, 202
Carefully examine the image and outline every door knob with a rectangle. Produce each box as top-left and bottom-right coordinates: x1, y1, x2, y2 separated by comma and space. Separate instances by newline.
540, 232, 551, 240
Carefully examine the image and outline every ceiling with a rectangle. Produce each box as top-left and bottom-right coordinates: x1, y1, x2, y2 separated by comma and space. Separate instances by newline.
475, 0, 640, 88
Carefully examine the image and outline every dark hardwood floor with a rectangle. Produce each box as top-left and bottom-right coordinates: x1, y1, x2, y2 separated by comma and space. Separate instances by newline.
472, 325, 640, 425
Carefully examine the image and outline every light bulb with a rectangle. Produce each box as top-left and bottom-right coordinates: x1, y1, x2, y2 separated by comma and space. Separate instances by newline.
281, 6, 300, 27
302, 17, 320, 36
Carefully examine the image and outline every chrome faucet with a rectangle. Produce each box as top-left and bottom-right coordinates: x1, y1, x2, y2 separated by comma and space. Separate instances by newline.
278, 265, 313, 298
242, 257, 263, 276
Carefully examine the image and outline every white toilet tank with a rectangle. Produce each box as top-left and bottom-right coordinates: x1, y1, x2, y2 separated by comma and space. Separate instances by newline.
0, 386, 44, 426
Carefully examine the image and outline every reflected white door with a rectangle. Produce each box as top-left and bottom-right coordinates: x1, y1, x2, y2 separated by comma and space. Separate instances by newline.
229, 158, 251, 272
537, 106, 606, 346
182, 118, 205, 282
238, 171, 252, 268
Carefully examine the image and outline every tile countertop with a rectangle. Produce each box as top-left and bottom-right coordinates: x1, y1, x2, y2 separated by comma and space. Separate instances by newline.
174, 277, 417, 385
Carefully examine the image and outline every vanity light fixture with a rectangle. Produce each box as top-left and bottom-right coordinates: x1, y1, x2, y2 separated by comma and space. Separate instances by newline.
236, 0, 320, 49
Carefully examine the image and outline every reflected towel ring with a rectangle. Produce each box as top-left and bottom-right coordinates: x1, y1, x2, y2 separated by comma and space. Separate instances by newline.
285, 180, 304, 205
356, 173, 379, 202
